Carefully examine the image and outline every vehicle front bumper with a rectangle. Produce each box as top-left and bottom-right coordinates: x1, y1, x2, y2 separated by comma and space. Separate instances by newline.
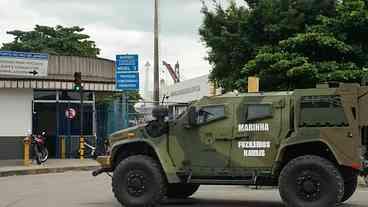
92, 156, 112, 177
96, 156, 111, 168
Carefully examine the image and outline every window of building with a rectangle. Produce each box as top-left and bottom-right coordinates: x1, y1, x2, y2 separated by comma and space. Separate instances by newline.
58, 103, 94, 136
59, 91, 93, 101
34, 90, 57, 100
82, 92, 94, 101
197, 105, 225, 124
60, 91, 80, 101
246, 104, 273, 121
300, 96, 348, 127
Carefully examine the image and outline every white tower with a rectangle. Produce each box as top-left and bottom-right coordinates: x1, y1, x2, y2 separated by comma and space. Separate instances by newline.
144, 61, 151, 100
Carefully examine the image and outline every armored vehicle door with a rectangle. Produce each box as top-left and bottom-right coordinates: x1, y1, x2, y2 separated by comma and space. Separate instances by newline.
230, 95, 290, 172
169, 103, 234, 177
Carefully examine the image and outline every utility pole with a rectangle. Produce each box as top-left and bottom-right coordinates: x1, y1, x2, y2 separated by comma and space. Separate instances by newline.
153, 0, 160, 105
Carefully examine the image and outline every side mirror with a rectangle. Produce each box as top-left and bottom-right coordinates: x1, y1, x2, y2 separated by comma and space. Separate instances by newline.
188, 107, 197, 126
152, 106, 169, 121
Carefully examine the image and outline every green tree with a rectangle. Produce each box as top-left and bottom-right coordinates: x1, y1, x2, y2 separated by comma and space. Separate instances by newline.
242, 0, 367, 91
200, 1, 253, 90
1, 25, 100, 57
200, 0, 368, 91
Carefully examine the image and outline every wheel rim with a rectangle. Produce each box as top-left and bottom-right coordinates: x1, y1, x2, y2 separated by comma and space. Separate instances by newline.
126, 170, 147, 197
296, 170, 323, 201
40, 150, 48, 162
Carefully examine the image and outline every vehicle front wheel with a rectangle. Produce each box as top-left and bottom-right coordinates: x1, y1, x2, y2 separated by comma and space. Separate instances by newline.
166, 183, 200, 199
279, 155, 344, 207
112, 155, 167, 207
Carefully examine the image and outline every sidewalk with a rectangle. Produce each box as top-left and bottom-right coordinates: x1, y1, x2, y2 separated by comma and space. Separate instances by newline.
0, 159, 100, 177
359, 176, 367, 187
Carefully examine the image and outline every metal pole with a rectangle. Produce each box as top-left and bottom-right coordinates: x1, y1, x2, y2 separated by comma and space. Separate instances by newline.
122, 93, 129, 129
67, 102, 71, 158
79, 88, 85, 160
153, 0, 160, 105
80, 89, 84, 137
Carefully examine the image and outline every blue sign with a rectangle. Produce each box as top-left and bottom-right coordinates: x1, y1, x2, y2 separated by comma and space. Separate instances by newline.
116, 73, 139, 80
0, 51, 48, 60
116, 54, 139, 91
116, 65, 138, 73
116, 55, 138, 66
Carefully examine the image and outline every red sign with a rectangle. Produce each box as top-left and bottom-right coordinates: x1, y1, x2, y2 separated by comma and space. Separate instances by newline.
65, 108, 76, 119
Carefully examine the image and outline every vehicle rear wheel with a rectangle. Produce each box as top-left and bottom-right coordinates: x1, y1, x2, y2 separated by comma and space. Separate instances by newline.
279, 155, 344, 207
166, 183, 200, 199
341, 175, 357, 203
112, 155, 166, 207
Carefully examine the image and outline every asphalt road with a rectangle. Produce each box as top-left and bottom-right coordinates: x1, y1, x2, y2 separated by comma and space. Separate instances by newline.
0, 171, 367, 207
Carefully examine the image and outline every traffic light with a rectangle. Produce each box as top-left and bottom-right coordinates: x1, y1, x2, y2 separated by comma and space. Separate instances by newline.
74, 72, 83, 91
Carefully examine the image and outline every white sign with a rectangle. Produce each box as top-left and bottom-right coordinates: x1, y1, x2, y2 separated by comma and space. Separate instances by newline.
165, 75, 212, 103
238, 141, 271, 157
238, 123, 270, 132
0, 51, 48, 77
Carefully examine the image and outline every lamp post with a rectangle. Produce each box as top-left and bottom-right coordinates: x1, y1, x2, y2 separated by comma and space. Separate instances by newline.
153, 0, 160, 106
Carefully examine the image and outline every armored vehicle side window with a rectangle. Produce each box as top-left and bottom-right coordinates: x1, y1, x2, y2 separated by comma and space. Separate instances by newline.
300, 96, 348, 127
246, 104, 273, 121
197, 105, 225, 124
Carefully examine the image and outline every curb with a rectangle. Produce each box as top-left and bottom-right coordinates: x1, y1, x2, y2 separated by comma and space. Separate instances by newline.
0, 165, 99, 177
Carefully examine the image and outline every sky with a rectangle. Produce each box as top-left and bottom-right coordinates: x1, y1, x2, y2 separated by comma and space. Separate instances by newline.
0, 0, 246, 87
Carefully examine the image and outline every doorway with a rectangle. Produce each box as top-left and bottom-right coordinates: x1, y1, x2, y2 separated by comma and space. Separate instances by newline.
33, 90, 95, 158
33, 103, 57, 158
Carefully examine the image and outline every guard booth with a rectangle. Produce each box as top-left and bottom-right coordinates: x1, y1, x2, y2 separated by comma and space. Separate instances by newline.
0, 53, 121, 160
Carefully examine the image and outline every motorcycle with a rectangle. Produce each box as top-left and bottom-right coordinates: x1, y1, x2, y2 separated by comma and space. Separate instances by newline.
31, 132, 49, 165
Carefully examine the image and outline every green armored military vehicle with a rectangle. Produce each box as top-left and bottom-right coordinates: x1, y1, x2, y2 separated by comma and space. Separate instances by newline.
93, 83, 368, 207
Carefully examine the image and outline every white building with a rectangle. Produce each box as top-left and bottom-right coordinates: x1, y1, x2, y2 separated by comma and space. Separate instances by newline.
163, 74, 221, 103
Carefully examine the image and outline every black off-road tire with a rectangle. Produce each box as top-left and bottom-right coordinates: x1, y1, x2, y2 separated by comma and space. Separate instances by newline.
341, 176, 358, 203
112, 155, 167, 207
166, 183, 200, 199
279, 155, 344, 207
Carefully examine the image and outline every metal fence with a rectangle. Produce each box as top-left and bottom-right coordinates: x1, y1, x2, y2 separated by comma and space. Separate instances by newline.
58, 135, 96, 159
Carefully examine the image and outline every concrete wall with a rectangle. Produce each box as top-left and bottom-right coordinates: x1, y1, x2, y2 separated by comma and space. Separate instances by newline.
0, 55, 115, 83
47, 55, 115, 82
0, 89, 33, 137
0, 89, 32, 160
0, 137, 24, 160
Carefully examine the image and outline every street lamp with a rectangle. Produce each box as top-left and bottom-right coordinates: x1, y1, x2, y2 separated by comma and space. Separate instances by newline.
154, 0, 160, 105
